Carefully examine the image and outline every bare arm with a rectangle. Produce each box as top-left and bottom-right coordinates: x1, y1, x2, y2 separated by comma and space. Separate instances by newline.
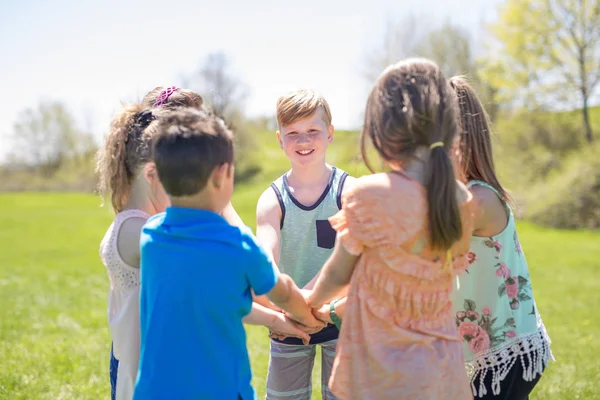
470, 185, 508, 237
222, 202, 245, 228
256, 188, 282, 264
267, 274, 325, 329
312, 297, 347, 324
116, 217, 147, 268
243, 302, 310, 344
254, 188, 283, 310
306, 237, 359, 310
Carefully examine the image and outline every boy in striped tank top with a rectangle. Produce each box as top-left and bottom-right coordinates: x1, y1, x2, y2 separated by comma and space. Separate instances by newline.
256, 90, 355, 400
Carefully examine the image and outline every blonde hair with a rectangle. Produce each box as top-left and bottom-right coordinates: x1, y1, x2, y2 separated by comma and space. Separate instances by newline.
276, 89, 332, 128
449, 76, 513, 206
96, 87, 204, 213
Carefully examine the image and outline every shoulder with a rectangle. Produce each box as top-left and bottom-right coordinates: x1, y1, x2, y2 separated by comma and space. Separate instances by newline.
352, 173, 421, 197
141, 213, 165, 235
456, 180, 472, 205
256, 186, 282, 220
139, 213, 166, 246
340, 175, 357, 196
117, 216, 148, 267
237, 227, 274, 262
336, 174, 397, 211
144, 212, 165, 227
468, 183, 508, 233
469, 184, 504, 214
342, 174, 382, 198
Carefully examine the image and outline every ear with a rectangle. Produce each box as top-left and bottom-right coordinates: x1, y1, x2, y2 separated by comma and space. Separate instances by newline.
211, 163, 230, 189
276, 130, 283, 149
142, 162, 159, 183
327, 124, 334, 143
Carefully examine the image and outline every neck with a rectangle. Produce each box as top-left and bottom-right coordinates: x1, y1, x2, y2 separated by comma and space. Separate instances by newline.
123, 188, 158, 216
170, 191, 221, 214
288, 162, 331, 186
391, 147, 429, 185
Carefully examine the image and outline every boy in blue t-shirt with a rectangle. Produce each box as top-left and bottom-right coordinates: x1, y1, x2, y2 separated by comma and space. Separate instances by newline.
133, 109, 323, 400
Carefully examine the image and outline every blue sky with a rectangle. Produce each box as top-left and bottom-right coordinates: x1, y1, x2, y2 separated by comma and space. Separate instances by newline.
0, 0, 502, 161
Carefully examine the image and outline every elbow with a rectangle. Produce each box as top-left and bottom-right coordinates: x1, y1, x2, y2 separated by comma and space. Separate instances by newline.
329, 268, 351, 287
279, 275, 294, 304
268, 274, 293, 305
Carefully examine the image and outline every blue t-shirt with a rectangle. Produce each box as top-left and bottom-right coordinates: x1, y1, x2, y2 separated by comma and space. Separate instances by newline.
133, 207, 278, 400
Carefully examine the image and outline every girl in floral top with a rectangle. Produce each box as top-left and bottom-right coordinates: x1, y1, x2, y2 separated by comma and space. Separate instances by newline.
449, 77, 553, 399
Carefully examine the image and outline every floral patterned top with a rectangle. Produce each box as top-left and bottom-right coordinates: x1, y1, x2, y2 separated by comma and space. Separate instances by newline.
451, 181, 553, 397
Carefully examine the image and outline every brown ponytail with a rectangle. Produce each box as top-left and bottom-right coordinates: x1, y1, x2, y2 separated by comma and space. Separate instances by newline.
427, 144, 462, 250
96, 103, 144, 213
362, 58, 463, 251
96, 86, 205, 213
449, 76, 514, 207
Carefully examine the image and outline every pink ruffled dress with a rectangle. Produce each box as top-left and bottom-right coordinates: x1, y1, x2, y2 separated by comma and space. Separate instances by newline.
327, 172, 474, 400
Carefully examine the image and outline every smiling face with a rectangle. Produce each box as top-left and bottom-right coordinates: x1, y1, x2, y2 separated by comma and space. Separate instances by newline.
277, 108, 334, 167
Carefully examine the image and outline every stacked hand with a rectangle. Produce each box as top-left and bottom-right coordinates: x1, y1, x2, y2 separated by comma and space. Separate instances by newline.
268, 289, 326, 344
311, 304, 333, 324
268, 313, 312, 345
302, 289, 333, 324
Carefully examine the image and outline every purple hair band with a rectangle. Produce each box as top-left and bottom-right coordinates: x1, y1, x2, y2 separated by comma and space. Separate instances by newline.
154, 86, 180, 106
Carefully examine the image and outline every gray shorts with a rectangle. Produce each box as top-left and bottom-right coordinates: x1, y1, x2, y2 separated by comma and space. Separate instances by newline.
266, 339, 338, 400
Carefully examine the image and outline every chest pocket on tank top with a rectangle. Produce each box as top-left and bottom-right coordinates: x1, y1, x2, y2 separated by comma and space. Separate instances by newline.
316, 219, 336, 249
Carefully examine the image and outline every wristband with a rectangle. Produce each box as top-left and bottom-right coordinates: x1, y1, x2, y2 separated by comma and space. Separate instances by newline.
329, 300, 342, 330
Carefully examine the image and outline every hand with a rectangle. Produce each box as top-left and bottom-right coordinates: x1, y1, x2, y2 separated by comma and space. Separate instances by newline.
312, 304, 333, 324
269, 331, 288, 341
294, 321, 325, 335
304, 290, 323, 310
267, 313, 310, 345
285, 309, 326, 331
266, 301, 283, 313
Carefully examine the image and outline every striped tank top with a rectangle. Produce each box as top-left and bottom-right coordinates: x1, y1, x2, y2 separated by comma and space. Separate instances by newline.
270, 166, 348, 345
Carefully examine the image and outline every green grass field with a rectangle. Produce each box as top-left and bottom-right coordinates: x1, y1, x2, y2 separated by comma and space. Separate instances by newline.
1, 130, 599, 399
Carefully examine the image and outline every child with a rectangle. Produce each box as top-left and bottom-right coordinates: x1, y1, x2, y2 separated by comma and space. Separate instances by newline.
304, 58, 475, 399
255, 89, 354, 400
97, 87, 308, 400
449, 76, 553, 400
133, 108, 323, 400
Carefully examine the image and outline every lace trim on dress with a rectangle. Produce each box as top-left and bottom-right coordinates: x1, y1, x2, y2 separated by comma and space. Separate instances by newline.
101, 209, 150, 292
466, 324, 554, 397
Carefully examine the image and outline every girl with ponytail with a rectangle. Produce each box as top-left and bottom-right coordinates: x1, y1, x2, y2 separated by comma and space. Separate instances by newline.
304, 59, 474, 399
96, 87, 191, 400
96, 87, 308, 400
449, 76, 552, 400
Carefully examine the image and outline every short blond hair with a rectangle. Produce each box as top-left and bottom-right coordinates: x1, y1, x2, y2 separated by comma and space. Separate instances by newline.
276, 89, 332, 128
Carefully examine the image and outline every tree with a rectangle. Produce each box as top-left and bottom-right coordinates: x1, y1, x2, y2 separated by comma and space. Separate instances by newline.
487, 0, 600, 142
417, 23, 477, 78
364, 18, 500, 119
183, 52, 259, 182
187, 52, 249, 120
362, 14, 423, 82
11, 101, 94, 177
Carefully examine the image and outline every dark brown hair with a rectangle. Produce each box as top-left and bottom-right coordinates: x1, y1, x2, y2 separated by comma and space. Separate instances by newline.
96, 87, 204, 213
362, 58, 462, 250
449, 76, 513, 205
152, 108, 234, 197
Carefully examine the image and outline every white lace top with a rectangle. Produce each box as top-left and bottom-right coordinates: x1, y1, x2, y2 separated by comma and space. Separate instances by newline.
100, 209, 149, 400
